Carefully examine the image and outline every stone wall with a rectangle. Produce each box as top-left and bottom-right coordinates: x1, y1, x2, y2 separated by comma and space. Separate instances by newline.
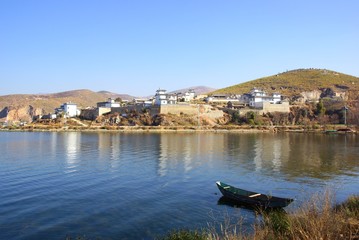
238, 102, 290, 116
112, 105, 160, 116
81, 104, 224, 120
262, 102, 290, 113
159, 104, 198, 115
80, 109, 98, 120
98, 107, 111, 116
159, 104, 224, 119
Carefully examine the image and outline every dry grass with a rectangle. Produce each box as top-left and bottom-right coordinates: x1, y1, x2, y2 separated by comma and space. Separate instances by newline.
161, 192, 359, 240
225, 191, 358, 240
250, 191, 358, 240
212, 69, 359, 100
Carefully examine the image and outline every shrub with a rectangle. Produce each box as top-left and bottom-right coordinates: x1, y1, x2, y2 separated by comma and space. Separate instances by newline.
159, 229, 207, 240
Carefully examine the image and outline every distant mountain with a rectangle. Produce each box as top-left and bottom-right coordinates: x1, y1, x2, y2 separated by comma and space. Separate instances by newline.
169, 86, 217, 95
165, 86, 216, 95
142, 86, 216, 99
96, 91, 136, 101
212, 69, 359, 100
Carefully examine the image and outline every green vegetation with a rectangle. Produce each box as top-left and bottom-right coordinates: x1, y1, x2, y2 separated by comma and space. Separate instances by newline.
159, 229, 207, 240
316, 99, 326, 116
212, 69, 359, 100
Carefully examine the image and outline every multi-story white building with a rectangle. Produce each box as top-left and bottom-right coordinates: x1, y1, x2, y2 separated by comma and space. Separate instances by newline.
205, 94, 240, 104
56, 102, 80, 118
97, 98, 121, 108
183, 89, 195, 102
248, 88, 282, 108
154, 89, 177, 105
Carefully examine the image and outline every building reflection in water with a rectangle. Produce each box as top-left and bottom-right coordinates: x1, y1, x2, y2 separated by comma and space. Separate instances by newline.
96, 133, 122, 170
157, 133, 226, 176
253, 138, 263, 171
110, 134, 121, 169
58, 132, 358, 181
64, 132, 80, 173
98, 133, 111, 160
272, 138, 282, 172
138, 133, 356, 180
50, 132, 58, 161
156, 132, 294, 177
253, 135, 289, 172
158, 140, 168, 176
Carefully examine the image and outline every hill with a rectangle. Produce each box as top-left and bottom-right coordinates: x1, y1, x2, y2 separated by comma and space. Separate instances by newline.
142, 86, 216, 99
96, 91, 136, 101
212, 69, 359, 100
0, 89, 137, 122
169, 86, 217, 95
0, 89, 136, 112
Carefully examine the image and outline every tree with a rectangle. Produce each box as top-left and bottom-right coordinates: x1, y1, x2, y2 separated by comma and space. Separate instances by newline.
231, 111, 240, 124
316, 99, 326, 116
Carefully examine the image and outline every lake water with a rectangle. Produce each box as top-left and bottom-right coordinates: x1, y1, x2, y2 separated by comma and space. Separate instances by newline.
0, 131, 358, 239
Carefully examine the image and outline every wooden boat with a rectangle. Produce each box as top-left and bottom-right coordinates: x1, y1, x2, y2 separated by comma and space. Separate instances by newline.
216, 181, 293, 208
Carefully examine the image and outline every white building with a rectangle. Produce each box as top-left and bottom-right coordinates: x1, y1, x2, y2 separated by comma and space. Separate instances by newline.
97, 98, 121, 108
183, 89, 195, 102
133, 98, 154, 107
154, 89, 177, 105
58, 102, 80, 118
249, 88, 282, 108
205, 94, 240, 104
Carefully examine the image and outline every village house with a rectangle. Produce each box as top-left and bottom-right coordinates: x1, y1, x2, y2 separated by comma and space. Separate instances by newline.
205, 94, 240, 104
55, 102, 80, 118
247, 88, 282, 108
97, 98, 121, 108
195, 94, 208, 101
154, 89, 177, 105
133, 98, 154, 107
182, 89, 195, 102
235, 88, 290, 114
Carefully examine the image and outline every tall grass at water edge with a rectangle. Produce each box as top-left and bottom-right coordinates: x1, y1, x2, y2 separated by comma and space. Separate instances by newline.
160, 191, 359, 240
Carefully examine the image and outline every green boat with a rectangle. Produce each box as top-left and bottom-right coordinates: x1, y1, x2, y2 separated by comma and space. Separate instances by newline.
216, 181, 293, 208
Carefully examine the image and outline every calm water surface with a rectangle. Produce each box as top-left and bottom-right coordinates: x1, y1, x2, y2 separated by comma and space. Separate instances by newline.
0, 132, 358, 239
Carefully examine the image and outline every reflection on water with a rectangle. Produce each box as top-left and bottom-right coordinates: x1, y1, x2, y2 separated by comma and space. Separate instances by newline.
65, 132, 80, 173
272, 139, 282, 172
154, 133, 358, 180
157, 133, 227, 177
254, 137, 263, 171
0, 132, 357, 240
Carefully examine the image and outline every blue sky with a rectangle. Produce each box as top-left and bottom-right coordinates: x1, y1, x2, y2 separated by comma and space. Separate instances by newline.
1, 0, 358, 97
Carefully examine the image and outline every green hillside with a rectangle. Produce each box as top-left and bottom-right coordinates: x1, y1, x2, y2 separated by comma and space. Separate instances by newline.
213, 69, 359, 100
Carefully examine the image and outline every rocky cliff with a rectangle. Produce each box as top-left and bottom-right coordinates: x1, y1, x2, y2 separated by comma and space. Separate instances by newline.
0, 106, 45, 122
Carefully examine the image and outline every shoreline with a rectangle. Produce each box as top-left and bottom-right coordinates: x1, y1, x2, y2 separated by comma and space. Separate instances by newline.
1, 125, 357, 134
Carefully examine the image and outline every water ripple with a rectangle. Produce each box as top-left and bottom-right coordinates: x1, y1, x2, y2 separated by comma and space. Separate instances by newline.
0, 132, 358, 240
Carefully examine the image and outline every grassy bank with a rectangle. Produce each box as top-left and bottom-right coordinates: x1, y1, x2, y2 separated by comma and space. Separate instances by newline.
160, 193, 359, 240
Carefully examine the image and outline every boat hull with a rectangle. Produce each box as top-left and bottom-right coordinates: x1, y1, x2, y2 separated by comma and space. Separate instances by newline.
216, 181, 293, 208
